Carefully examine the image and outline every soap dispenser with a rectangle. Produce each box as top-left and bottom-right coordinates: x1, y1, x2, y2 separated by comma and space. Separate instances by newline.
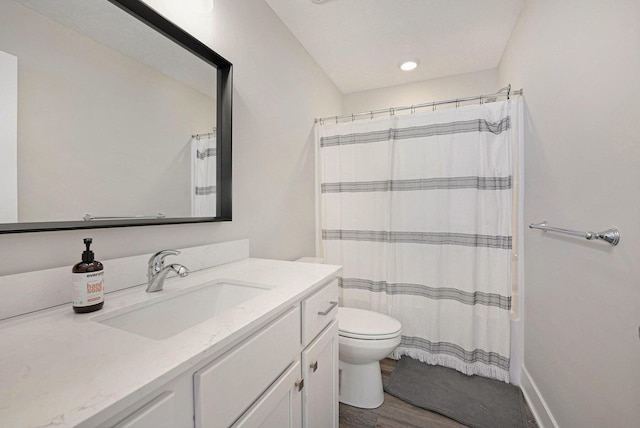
72, 238, 104, 313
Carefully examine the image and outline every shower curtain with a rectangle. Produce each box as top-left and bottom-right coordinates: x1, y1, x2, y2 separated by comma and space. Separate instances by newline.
317, 100, 518, 382
191, 136, 216, 217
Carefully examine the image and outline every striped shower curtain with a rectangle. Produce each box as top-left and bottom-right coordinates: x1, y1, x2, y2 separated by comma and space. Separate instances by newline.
191, 136, 216, 217
317, 100, 517, 382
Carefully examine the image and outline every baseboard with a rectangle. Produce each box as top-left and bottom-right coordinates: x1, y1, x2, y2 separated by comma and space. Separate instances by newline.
520, 365, 559, 428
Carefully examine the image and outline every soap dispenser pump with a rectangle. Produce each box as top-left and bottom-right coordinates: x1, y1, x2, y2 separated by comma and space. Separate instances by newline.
72, 238, 104, 313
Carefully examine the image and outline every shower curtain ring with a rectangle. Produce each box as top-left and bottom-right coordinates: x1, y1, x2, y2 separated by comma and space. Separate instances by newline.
389, 107, 394, 116
455, 99, 460, 108
432, 102, 436, 111
411, 105, 415, 114
370, 110, 374, 120
351, 114, 355, 122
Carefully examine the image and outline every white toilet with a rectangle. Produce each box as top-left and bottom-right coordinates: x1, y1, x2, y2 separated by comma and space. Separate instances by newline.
337, 307, 402, 409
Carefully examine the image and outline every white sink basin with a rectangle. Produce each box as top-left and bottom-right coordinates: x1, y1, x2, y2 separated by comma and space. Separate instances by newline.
95, 280, 271, 340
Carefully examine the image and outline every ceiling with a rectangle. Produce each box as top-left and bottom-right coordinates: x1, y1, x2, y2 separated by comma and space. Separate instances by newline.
265, 0, 525, 94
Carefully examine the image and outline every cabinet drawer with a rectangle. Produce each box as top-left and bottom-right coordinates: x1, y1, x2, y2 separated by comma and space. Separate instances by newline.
301, 279, 338, 345
194, 306, 301, 428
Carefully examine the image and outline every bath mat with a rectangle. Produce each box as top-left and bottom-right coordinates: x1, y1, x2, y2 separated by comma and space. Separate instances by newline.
384, 356, 528, 428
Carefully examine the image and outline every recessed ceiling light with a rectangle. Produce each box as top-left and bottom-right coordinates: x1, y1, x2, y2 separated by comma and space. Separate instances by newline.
399, 59, 419, 71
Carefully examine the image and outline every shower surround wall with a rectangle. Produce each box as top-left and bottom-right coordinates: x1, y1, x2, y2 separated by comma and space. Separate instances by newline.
498, 0, 640, 427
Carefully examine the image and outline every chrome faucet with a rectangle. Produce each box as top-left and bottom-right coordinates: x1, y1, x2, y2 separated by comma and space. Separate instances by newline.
146, 249, 190, 293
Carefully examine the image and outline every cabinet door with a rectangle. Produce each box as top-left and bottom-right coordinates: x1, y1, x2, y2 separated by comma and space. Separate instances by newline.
194, 307, 301, 428
111, 392, 177, 428
301, 320, 339, 428
98, 370, 193, 428
233, 361, 302, 428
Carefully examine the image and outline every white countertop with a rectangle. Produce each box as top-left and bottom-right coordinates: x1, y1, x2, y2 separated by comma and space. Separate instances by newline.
0, 258, 341, 428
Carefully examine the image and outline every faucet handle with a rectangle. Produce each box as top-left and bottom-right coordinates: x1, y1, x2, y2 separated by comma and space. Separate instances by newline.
148, 249, 180, 272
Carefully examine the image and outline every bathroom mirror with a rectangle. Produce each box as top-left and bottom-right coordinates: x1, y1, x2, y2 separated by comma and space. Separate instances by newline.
0, 0, 232, 233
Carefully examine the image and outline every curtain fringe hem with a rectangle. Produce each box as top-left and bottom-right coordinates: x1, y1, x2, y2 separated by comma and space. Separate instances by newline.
391, 347, 511, 383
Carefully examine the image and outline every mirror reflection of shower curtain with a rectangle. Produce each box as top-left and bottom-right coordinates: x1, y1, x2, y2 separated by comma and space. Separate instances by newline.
317, 100, 519, 382
191, 136, 216, 217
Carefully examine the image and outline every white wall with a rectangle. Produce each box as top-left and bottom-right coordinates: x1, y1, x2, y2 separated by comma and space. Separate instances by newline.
0, 0, 342, 276
499, 0, 640, 426
0, 50, 18, 223
343, 69, 499, 114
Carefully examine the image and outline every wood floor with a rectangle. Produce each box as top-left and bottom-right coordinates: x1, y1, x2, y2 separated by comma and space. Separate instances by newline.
339, 359, 539, 428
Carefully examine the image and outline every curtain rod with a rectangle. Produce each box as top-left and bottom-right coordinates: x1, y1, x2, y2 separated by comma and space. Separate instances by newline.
314, 86, 523, 124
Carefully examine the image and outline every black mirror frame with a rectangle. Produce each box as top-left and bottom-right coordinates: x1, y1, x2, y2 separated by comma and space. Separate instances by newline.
0, 0, 232, 234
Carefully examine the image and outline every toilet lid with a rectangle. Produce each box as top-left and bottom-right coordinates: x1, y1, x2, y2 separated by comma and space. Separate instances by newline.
337, 307, 401, 340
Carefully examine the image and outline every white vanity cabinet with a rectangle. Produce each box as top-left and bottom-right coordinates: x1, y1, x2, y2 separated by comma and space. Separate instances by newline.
232, 360, 303, 428
110, 390, 188, 428
0, 254, 343, 428
301, 320, 338, 428
88, 278, 340, 428
300, 279, 339, 428
100, 371, 194, 428
112, 392, 177, 428
194, 278, 339, 428
233, 278, 339, 428
194, 306, 302, 428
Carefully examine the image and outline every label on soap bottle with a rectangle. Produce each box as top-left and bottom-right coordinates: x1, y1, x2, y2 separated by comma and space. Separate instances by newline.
72, 271, 104, 307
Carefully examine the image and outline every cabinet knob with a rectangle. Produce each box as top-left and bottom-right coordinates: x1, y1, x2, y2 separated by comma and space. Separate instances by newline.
295, 379, 304, 391
317, 301, 338, 316
310, 361, 318, 372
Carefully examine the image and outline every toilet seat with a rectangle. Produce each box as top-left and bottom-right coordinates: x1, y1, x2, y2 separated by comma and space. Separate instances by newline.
337, 307, 401, 340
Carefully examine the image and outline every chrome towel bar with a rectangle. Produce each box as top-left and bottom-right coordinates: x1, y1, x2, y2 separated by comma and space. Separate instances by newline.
529, 221, 620, 246
83, 213, 166, 221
